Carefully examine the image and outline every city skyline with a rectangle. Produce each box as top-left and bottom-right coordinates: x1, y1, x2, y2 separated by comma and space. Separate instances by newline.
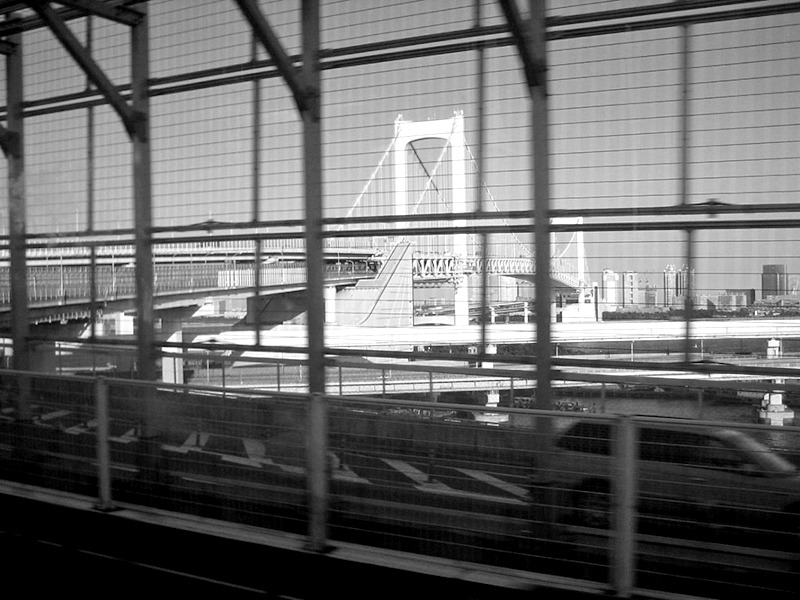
1, 2, 797, 302
593, 260, 800, 309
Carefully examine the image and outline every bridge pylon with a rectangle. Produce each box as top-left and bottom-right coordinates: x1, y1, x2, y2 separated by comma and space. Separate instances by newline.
394, 111, 468, 325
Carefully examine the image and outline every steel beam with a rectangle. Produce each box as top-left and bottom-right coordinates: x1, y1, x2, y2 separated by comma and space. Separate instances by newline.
528, 0, 555, 538
680, 21, 694, 364
300, 0, 328, 554
131, 5, 155, 391
497, 0, 546, 92
54, 0, 143, 26
30, 1, 139, 137
522, 0, 552, 410
5, 21, 30, 419
0, 122, 19, 156
234, 0, 314, 115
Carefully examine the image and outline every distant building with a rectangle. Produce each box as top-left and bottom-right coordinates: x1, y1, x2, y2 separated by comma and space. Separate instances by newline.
600, 268, 620, 310
640, 281, 657, 307
717, 293, 750, 311
621, 271, 640, 307
663, 265, 677, 306
663, 264, 695, 307
762, 264, 788, 299
725, 288, 756, 305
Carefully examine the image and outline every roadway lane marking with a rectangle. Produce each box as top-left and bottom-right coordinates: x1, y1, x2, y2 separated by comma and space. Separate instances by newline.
242, 438, 307, 473
110, 428, 137, 444
63, 419, 97, 434
162, 431, 208, 453
181, 431, 209, 448
380, 458, 430, 484
38, 409, 71, 421
454, 468, 529, 498
420, 485, 527, 505
332, 464, 371, 483
243, 438, 265, 459
380, 458, 452, 492
221, 454, 264, 468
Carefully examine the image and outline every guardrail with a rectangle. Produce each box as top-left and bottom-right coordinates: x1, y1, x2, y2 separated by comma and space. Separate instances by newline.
0, 261, 375, 307
0, 368, 797, 599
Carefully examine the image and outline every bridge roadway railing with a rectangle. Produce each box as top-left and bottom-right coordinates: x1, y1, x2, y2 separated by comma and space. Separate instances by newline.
0, 261, 374, 307
0, 365, 798, 599
411, 253, 582, 288
0, 237, 383, 262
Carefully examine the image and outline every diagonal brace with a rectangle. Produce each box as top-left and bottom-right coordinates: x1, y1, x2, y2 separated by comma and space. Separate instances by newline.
497, 0, 546, 93
0, 38, 16, 55
233, 0, 316, 117
0, 123, 20, 158
30, 1, 141, 138
53, 0, 144, 26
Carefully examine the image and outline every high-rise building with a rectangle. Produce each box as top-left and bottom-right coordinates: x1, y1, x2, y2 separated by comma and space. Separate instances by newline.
725, 288, 756, 305
663, 264, 695, 307
640, 280, 657, 307
663, 265, 677, 306
762, 264, 788, 299
622, 271, 639, 307
600, 269, 619, 306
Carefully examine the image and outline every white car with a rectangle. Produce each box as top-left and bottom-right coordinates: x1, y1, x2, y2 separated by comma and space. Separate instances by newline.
547, 418, 800, 549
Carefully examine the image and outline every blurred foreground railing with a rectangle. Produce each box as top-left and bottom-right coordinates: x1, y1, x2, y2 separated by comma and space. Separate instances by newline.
0, 368, 798, 599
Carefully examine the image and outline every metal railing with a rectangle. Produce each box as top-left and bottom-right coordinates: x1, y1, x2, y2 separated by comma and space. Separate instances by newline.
1, 367, 798, 599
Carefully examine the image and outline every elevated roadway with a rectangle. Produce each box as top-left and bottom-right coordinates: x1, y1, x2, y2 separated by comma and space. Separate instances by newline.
198, 318, 800, 353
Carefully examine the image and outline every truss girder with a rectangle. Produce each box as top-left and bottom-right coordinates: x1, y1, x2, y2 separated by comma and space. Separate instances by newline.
29, 0, 142, 138
497, 0, 546, 93
233, 0, 317, 118
53, 0, 143, 26
412, 253, 582, 289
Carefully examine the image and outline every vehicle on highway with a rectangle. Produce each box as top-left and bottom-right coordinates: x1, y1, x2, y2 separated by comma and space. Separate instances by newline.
549, 418, 800, 548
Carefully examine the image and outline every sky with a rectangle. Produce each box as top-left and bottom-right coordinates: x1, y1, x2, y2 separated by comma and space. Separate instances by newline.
0, 0, 798, 298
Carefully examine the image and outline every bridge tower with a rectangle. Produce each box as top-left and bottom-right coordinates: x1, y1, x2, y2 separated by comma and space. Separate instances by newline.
393, 111, 469, 326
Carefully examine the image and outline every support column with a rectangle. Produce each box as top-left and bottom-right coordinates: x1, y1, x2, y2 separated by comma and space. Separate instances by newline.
529, 2, 552, 407
235, 0, 327, 550
111, 312, 135, 335
300, 0, 328, 554
499, 0, 555, 540
454, 276, 469, 327
483, 343, 497, 368
161, 329, 184, 385
324, 285, 336, 323
393, 115, 408, 234
5, 26, 30, 420
130, 8, 161, 454
132, 7, 155, 385
679, 19, 694, 363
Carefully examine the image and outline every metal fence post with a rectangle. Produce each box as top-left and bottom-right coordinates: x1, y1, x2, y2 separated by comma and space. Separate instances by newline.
95, 377, 114, 511
613, 415, 637, 597
697, 388, 704, 419
307, 391, 329, 552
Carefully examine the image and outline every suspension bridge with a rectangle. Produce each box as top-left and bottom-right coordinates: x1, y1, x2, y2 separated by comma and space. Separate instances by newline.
0, 111, 588, 327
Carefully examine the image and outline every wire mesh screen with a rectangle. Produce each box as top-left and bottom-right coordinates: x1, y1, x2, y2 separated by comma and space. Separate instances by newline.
0, 2, 800, 599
